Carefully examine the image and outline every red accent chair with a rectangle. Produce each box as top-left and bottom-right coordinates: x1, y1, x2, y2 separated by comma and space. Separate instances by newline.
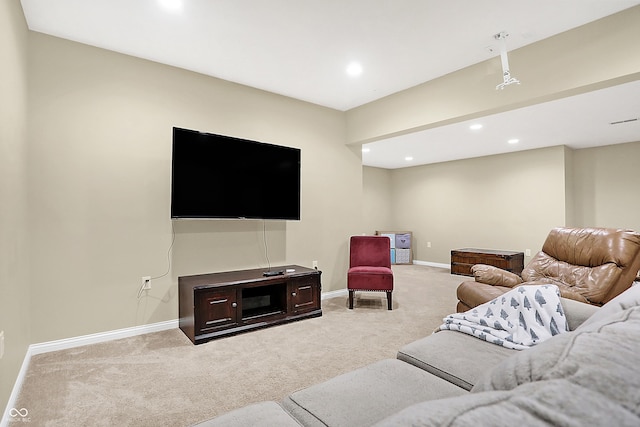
348, 236, 394, 310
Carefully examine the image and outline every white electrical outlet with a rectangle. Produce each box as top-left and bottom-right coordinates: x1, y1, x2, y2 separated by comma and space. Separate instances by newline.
312, 260, 318, 269
141, 276, 151, 290
0, 330, 4, 359
525, 249, 531, 257
427, 241, 432, 248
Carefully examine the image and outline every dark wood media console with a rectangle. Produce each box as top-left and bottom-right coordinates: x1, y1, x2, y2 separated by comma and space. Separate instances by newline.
179, 265, 322, 344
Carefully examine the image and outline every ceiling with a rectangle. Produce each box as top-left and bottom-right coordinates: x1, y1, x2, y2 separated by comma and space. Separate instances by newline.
363, 80, 640, 168
20, 0, 640, 169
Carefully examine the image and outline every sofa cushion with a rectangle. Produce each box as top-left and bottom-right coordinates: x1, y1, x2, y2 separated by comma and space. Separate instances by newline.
559, 296, 598, 330
282, 359, 466, 427
397, 330, 516, 391
577, 283, 640, 330
472, 305, 640, 420
348, 266, 394, 291
192, 401, 301, 427
373, 379, 639, 427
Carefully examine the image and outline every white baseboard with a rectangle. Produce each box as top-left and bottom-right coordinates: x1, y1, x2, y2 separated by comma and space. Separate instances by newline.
2, 319, 178, 426
2, 346, 33, 427
318, 262, 451, 304
1, 292, 348, 423
4, 269, 446, 423
321, 288, 348, 300
412, 260, 451, 270
29, 319, 178, 356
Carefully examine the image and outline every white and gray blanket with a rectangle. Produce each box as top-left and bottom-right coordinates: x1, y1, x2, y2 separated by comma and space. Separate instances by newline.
440, 284, 568, 350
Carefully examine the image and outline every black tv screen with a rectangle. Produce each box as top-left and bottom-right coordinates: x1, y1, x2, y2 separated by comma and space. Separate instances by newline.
171, 127, 301, 220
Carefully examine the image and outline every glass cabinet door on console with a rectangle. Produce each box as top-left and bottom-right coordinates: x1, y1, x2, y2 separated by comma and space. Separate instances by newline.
241, 282, 287, 324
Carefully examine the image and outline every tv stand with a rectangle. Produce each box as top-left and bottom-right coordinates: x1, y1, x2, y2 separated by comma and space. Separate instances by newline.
178, 265, 322, 344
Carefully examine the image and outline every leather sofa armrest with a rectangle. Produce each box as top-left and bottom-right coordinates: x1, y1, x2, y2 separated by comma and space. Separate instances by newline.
471, 264, 523, 288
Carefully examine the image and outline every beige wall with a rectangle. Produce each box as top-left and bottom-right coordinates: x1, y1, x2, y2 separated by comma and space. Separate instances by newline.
27, 32, 361, 343
382, 146, 567, 264
571, 141, 640, 231
563, 146, 575, 226
362, 167, 393, 234
0, 0, 31, 411
362, 141, 640, 266
5, 2, 640, 414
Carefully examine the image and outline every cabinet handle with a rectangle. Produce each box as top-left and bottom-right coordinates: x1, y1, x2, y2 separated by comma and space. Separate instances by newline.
292, 292, 297, 297
232, 302, 237, 308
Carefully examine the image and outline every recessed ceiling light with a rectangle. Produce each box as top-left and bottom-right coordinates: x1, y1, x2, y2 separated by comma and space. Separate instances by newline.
469, 124, 483, 130
361, 147, 370, 153
346, 62, 363, 77
158, 0, 182, 12
508, 138, 519, 144
405, 156, 413, 161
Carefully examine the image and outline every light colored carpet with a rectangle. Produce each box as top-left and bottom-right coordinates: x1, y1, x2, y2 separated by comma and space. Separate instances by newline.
14, 265, 462, 426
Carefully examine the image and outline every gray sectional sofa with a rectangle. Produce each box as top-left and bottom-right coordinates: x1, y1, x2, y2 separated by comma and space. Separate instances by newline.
195, 285, 640, 426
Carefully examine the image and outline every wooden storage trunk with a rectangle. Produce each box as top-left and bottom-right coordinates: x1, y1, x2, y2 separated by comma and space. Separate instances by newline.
451, 248, 524, 277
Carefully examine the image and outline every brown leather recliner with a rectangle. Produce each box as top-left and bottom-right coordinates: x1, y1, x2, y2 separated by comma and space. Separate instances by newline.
456, 227, 640, 312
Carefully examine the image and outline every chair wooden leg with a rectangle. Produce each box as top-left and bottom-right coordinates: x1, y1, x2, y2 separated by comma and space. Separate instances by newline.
349, 290, 354, 309
387, 292, 392, 310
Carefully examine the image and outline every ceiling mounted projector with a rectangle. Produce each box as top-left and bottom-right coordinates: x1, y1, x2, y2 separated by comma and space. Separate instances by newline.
494, 31, 520, 90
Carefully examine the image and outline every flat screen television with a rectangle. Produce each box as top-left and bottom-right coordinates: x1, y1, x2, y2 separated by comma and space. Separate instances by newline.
171, 127, 301, 220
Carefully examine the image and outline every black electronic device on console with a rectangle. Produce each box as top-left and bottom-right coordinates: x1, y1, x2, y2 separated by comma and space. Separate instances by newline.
263, 270, 285, 277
